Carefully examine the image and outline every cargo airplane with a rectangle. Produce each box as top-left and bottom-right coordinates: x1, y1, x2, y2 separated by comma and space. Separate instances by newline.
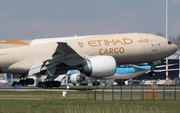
0, 33, 177, 88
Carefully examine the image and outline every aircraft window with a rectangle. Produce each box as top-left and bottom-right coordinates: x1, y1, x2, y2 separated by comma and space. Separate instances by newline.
168, 41, 172, 45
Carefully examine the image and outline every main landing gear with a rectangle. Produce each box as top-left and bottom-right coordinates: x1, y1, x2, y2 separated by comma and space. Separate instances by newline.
37, 81, 61, 89
37, 69, 61, 88
12, 78, 34, 87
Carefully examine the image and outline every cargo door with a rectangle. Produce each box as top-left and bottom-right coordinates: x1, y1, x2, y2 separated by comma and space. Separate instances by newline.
151, 40, 157, 51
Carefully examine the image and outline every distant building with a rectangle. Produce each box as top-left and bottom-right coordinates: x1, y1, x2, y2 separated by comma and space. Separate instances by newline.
115, 51, 180, 85
135, 51, 180, 80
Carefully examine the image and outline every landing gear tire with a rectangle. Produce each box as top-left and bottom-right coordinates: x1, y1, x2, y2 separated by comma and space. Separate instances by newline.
37, 82, 47, 89
26, 78, 34, 85
46, 81, 54, 88
19, 80, 28, 86
37, 81, 61, 89
92, 82, 100, 86
12, 78, 35, 88
149, 71, 156, 77
12, 80, 28, 87
53, 81, 61, 87
12, 82, 20, 87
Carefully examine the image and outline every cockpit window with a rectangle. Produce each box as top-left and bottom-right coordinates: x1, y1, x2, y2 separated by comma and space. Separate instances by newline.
168, 41, 172, 45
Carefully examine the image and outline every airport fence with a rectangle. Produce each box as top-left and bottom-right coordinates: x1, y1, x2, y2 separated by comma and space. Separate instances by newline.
86, 84, 180, 101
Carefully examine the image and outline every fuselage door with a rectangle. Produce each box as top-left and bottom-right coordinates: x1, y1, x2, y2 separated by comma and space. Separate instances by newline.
151, 40, 157, 51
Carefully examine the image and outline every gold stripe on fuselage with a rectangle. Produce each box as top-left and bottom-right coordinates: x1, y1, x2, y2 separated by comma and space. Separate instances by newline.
0, 41, 29, 45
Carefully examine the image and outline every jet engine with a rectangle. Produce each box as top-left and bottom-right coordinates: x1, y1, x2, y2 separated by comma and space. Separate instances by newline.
81, 56, 116, 77
70, 73, 84, 83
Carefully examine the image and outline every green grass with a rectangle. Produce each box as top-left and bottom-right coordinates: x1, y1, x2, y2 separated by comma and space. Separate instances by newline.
0, 91, 179, 113
1, 100, 180, 113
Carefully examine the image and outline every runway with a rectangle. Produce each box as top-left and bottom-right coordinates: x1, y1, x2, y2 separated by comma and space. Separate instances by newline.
0, 84, 179, 92
0, 88, 179, 92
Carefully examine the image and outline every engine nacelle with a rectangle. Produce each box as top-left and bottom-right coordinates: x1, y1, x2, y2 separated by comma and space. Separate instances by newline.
82, 56, 116, 77
70, 73, 84, 83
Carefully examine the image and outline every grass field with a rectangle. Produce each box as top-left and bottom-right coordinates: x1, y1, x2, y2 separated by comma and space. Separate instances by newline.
0, 91, 180, 113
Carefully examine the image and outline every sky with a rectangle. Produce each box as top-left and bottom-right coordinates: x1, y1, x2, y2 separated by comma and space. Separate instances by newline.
0, 0, 180, 41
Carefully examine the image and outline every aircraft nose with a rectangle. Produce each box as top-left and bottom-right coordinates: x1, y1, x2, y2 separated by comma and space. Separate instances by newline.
169, 44, 178, 55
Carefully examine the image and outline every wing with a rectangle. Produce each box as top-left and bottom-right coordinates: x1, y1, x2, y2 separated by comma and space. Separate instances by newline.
127, 64, 147, 70
43, 42, 84, 66
28, 42, 85, 75
154, 63, 177, 68
153, 68, 179, 72
146, 63, 178, 73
